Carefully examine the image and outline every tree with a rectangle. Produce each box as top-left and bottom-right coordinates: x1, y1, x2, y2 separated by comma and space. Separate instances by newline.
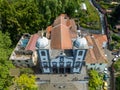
0, 0, 42, 44
116, 75, 120, 90
15, 74, 38, 90
114, 59, 120, 72
88, 70, 103, 90
0, 31, 14, 90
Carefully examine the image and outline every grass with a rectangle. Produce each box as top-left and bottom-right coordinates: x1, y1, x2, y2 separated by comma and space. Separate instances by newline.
79, 0, 101, 30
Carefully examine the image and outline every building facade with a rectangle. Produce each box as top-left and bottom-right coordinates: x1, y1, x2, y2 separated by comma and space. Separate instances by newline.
9, 34, 38, 67
10, 14, 108, 74
36, 14, 88, 74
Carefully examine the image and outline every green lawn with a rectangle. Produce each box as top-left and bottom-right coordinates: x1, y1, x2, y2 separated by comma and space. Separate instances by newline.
79, 0, 101, 30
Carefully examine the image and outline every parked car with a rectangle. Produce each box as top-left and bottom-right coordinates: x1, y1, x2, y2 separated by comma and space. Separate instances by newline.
111, 51, 118, 55
103, 81, 108, 90
103, 74, 108, 81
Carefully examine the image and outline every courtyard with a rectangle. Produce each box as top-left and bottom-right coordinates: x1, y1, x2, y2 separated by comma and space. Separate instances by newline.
35, 66, 88, 90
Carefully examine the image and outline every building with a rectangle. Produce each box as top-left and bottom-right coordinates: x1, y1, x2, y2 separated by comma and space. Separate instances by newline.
85, 34, 108, 71
10, 14, 108, 73
9, 33, 38, 67
37, 14, 88, 74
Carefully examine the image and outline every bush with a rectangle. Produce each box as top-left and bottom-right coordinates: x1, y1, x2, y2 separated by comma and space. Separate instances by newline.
20, 68, 34, 75
114, 59, 120, 72
112, 34, 120, 43
116, 76, 120, 90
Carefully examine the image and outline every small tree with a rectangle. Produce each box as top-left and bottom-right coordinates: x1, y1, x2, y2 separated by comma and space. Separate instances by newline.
15, 74, 38, 90
88, 70, 103, 90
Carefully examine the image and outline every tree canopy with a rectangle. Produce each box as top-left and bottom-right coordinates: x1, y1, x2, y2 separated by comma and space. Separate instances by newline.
88, 70, 103, 90
0, 31, 14, 90
0, 0, 100, 44
0, 0, 82, 44
15, 74, 38, 90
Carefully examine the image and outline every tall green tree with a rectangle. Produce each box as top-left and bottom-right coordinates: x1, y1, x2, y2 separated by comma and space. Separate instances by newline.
0, 0, 42, 44
0, 31, 14, 90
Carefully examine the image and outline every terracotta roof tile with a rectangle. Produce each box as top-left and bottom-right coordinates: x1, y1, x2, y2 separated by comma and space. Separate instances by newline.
85, 35, 107, 64
47, 14, 77, 49
86, 49, 97, 63
93, 34, 107, 47
51, 24, 72, 49
25, 34, 39, 51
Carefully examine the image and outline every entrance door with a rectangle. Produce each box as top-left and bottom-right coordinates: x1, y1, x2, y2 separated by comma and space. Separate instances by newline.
59, 68, 64, 74
52, 68, 58, 74
65, 67, 71, 73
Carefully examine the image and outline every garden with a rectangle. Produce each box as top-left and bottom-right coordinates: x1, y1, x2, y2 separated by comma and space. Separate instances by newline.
79, 0, 101, 30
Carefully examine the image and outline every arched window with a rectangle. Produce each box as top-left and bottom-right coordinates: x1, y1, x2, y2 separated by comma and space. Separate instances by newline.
41, 51, 45, 56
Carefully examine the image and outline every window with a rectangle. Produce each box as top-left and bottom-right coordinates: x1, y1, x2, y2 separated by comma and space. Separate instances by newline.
100, 63, 102, 65
60, 62, 64, 67
43, 58, 46, 60
78, 51, 83, 56
75, 62, 80, 68
60, 57, 64, 62
78, 58, 81, 60
91, 63, 95, 65
52, 62, 57, 67
18, 60, 21, 62
66, 62, 71, 67
41, 51, 45, 56
43, 62, 48, 68
25, 60, 28, 62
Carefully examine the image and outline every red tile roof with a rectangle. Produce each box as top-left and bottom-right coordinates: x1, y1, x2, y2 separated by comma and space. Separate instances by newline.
85, 35, 107, 64
25, 34, 39, 51
46, 14, 77, 49
93, 34, 107, 47
51, 24, 72, 49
